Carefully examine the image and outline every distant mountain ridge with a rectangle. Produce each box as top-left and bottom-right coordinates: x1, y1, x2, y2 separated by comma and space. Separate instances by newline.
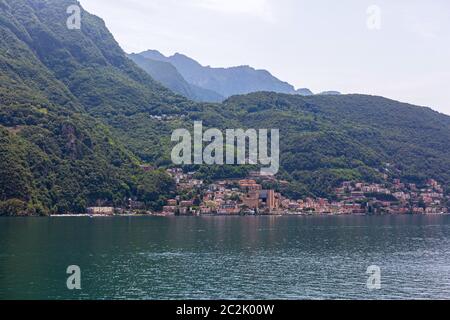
130, 50, 334, 102
128, 53, 224, 102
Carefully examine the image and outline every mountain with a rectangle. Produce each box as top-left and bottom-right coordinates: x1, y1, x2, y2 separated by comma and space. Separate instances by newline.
134, 50, 307, 98
296, 88, 314, 96
222, 92, 450, 197
128, 53, 224, 102
132, 50, 342, 101
319, 91, 342, 95
0, 0, 180, 215
132, 50, 341, 101
1, 0, 449, 215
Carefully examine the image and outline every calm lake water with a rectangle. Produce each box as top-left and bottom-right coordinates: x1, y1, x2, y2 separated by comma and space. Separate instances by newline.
1, 215, 450, 300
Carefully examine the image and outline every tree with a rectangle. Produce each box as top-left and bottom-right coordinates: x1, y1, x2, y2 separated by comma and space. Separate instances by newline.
0, 199, 28, 216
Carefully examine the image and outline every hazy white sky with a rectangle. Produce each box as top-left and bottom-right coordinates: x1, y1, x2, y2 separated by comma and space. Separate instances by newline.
79, 0, 450, 115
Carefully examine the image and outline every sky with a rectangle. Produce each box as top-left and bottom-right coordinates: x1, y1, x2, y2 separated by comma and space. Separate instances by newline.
79, 0, 450, 115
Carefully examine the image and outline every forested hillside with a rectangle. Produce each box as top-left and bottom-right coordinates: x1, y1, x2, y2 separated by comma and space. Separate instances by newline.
0, 0, 176, 215
222, 93, 450, 197
1, 0, 449, 215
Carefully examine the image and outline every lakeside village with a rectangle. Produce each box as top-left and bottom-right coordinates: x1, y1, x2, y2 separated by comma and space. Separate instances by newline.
86, 168, 449, 217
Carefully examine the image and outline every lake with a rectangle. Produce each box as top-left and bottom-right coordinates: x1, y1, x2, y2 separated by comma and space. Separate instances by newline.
1, 215, 449, 300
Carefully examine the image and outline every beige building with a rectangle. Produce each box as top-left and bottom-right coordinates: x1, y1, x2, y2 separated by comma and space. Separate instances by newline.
241, 189, 281, 212
87, 207, 114, 215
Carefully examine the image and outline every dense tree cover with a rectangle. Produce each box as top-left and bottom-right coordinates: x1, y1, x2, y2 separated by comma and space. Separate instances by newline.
219, 93, 450, 196
135, 169, 176, 210
1, 0, 449, 215
0, 0, 175, 214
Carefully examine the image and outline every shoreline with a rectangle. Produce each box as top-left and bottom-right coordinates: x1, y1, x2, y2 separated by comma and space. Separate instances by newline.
45, 212, 450, 218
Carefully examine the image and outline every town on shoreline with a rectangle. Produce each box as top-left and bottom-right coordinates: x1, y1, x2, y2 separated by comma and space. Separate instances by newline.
80, 168, 449, 217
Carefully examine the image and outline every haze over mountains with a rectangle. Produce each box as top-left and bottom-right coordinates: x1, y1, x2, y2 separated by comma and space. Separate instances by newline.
129, 50, 318, 102
1, 0, 449, 215
128, 52, 225, 102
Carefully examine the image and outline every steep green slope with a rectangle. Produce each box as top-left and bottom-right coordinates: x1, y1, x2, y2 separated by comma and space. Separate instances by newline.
0, 0, 175, 215
2, 0, 205, 165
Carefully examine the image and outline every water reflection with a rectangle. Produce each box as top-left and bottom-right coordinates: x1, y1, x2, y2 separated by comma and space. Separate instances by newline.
0, 215, 449, 299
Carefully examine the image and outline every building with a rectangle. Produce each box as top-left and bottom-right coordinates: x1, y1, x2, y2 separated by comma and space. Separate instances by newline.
162, 206, 177, 213
239, 179, 262, 191
242, 191, 260, 209
218, 203, 240, 215
180, 200, 194, 207
87, 207, 114, 215
200, 206, 212, 214
260, 190, 278, 211
167, 199, 178, 206
241, 189, 280, 212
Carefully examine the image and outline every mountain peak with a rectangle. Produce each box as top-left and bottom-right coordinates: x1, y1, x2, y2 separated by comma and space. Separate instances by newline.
138, 49, 167, 61
319, 91, 342, 96
132, 49, 343, 100
296, 88, 314, 96
134, 50, 302, 98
